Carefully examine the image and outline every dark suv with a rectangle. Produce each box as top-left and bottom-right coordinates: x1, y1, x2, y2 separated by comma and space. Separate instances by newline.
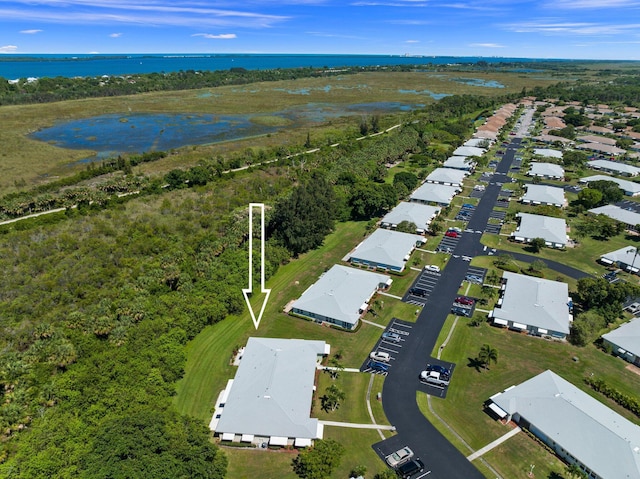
409, 287, 428, 297
396, 458, 425, 478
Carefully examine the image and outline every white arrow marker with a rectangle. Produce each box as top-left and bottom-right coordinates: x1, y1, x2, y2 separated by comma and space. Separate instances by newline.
242, 203, 271, 329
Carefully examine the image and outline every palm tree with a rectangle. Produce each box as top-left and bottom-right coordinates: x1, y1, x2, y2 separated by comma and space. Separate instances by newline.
478, 344, 498, 370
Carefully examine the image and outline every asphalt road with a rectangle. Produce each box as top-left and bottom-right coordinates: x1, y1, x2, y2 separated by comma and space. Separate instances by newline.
377, 138, 524, 478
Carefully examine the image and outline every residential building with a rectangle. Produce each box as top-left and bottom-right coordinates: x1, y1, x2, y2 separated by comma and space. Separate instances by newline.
599, 246, 640, 273
533, 148, 563, 160
452, 146, 486, 157
489, 272, 572, 338
410, 183, 460, 206
602, 319, 640, 366
520, 184, 566, 208
587, 159, 640, 177
380, 202, 440, 234
489, 370, 640, 479
212, 337, 330, 447
576, 142, 627, 156
528, 162, 564, 179
580, 174, 640, 196
588, 204, 640, 229
511, 212, 568, 248
424, 167, 469, 187
443, 156, 476, 172
577, 135, 618, 146
346, 228, 424, 273
290, 264, 391, 329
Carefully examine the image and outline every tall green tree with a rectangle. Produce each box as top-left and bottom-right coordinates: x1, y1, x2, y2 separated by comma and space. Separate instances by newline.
269, 174, 336, 256
292, 439, 345, 479
477, 344, 498, 370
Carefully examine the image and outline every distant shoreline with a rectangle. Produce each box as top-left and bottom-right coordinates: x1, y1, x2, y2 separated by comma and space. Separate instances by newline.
0, 53, 585, 81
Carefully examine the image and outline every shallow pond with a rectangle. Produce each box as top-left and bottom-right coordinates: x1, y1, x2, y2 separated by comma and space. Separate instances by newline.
32, 101, 425, 160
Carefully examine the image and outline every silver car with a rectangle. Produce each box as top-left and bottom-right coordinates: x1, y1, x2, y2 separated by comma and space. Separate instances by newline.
385, 446, 414, 468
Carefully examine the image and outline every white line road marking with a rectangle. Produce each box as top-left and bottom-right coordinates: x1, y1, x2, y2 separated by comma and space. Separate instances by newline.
416, 471, 431, 478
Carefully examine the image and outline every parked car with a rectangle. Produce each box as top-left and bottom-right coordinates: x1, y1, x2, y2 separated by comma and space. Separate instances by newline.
382, 331, 401, 343
397, 458, 425, 478
448, 226, 462, 233
445, 231, 459, 238
424, 264, 440, 272
409, 287, 428, 297
385, 446, 414, 468
462, 203, 475, 209
465, 274, 483, 283
367, 359, 389, 373
420, 370, 450, 386
451, 306, 472, 317
370, 351, 390, 362
425, 363, 451, 380
455, 296, 474, 306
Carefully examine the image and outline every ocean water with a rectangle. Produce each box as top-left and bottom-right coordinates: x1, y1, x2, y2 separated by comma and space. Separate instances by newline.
0, 53, 547, 80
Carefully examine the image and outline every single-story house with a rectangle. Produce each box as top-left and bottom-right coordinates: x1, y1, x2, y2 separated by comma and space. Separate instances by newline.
463, 138, 491, 148
380, 201, 440, 234
580, 174, 640, 196
587, 159, 640, 177
489, 370, 640, 479
577, 135, 618, 146
599, 246, 640, 273
602, 318, 640, 367
520, 184, 566, 208
588, 204, 640, 229
533, 134, 573, 146
511, 212, 568, 248
424, 167, 469, 187
410, 183, 460, 206
587, 125, 615, 135
473, 130, 498, 141
533, 148, 563, 160
346, 228, 425, 273
212, 337, 330, 447
290, 264, 392, 330
453, 146, 486, 157
443, 156, 476, 172
528, 162, 564, 180
576, 142, 627, 156
489, 272, 572, 338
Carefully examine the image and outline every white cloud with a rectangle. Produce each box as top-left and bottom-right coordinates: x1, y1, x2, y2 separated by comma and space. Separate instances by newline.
547, 0, 640, 8
0, 45, 18, 53
470, 42, 505, 47
20, 29, 43, 34
405, 39, 420, 43
109, 32, 122, 37
192, 33, 237, 39
504, 19, 640, 35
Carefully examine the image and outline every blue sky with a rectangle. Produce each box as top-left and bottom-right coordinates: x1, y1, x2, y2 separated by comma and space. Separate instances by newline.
0, 0, 639, 59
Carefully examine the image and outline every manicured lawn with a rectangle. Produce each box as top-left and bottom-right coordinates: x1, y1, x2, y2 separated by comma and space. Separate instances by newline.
324, 427, 391, 479
420, 319, 640, 476
224, 447, 299, 479
370, 298, 422, 326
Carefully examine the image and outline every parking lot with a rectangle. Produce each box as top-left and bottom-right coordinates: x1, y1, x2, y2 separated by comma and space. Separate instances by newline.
361, 319, 413, 374
454, 202, 476, 222
436, 233, 460, 254
616, 199, 640, 213
404, 269, 441, 306
417, 360, 455, 398
464, 266, 487, 284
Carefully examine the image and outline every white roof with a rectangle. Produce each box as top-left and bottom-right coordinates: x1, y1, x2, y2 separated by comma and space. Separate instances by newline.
493, 272, 571, 334
580, 174, 640, 195
425, 167, 468, 185
576, 142, 627, 155
521, 184, 565, 206
215, 337, 327, 440
528, 162, 564, 178
349, 228, 424, 270
491, 370, 640, 479
589, 204, 640, 226
453, 146, 486, 157
380, 202, 440, 231
443, 156, 476, 170
600, 246, 639, 267
533, 148, 563, 159
533, 134, 573, 145
410, 183, 460, 205
512, 212, 568, 246
602, 318, 640, 358
291, 264, 391, 327
577, 135, 618, 146
463, 138, 490, 148
588, 159, 640, 176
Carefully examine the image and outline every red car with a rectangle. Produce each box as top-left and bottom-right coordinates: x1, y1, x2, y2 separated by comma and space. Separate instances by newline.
455, 296, 474, 306
445, 231, 459, 238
